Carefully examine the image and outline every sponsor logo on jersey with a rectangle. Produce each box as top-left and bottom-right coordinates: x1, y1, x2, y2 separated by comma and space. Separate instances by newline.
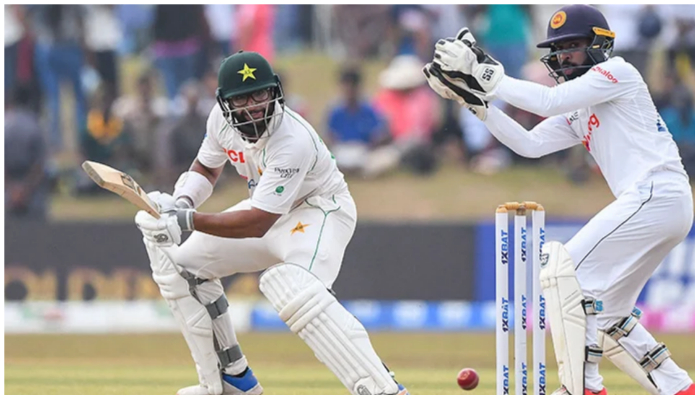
247, 179, 257, 189
274, 167, 300, 179
225, 149, 246, 163
582, 113, 600, 151
592, 65, 618, 83
566, 111, 579, 125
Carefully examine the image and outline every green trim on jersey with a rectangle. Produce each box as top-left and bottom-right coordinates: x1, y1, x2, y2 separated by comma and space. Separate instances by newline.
218, 122, 228, 136
285, 109, 319, 171
262, 147, 267, 168
304, 199, 341, 272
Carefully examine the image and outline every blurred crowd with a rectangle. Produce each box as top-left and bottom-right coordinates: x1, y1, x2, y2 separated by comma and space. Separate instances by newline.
4, 5, 695, 220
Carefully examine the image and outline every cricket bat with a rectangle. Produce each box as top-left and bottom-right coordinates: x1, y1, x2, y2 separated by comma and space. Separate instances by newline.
81, 161, 161, 219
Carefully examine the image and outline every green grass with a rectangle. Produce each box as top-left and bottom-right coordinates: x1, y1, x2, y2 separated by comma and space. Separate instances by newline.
5, 332, 694, 395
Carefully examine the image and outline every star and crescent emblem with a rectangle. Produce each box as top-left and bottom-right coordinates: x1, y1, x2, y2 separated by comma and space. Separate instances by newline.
238, 63, 257, 81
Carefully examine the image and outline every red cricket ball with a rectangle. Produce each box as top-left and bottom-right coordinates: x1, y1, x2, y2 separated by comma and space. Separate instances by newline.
457, 368, 479, 391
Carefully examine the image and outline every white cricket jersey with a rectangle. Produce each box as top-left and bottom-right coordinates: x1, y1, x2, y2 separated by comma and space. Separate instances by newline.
196, 104, 348, 214
486, 56, 688, 198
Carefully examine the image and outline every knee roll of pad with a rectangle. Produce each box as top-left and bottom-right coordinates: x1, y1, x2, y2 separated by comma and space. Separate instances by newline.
259, 264, 399, 395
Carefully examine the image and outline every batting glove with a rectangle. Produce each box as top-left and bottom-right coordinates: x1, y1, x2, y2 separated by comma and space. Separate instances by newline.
136, 194, 195, 247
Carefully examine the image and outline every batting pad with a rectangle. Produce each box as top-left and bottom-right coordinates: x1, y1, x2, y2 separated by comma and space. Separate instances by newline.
539, 242, 587, 395
144, 240, 223, 395
598, 321, 662, 394
259, 264, 399, 395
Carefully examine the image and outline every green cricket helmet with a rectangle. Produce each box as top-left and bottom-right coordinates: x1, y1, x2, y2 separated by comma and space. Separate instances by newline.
216, 51, 285, 141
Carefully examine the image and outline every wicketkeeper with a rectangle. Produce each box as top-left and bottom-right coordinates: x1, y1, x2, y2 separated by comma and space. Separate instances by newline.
424, 4, 694, 396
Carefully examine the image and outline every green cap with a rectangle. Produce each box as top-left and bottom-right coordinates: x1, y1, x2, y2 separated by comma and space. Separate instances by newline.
217, 51, 278, 99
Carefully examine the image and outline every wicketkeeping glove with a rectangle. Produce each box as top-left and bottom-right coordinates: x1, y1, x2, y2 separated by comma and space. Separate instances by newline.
422, 62, 489, 121
433, 27, 504, 99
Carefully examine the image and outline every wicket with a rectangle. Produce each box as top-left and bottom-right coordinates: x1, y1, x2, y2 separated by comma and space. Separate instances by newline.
495, 202, 546, 395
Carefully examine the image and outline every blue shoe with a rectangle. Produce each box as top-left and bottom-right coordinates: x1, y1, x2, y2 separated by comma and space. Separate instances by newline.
396, 383, 410, 395
222, 367, 264, 395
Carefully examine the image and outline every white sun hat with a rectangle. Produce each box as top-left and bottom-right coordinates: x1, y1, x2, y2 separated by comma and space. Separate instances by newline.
379, 55, 427, 90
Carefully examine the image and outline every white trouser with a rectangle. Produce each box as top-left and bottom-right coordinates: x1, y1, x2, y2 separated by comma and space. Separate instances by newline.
175, 190, 357, 289
565, 171, 694, 394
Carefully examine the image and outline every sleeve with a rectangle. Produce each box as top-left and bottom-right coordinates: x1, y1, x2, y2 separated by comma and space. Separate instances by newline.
494, 60, 640, 117
484, 106, 580, 158
196, 107, 229, 169
250, 138, 315, 214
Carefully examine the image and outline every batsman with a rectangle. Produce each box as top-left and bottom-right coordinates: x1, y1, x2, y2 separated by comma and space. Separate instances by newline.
134, 51, 408, 395
424, 5, 694, 396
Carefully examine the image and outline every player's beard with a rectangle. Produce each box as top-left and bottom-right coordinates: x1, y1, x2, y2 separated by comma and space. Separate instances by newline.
559, 60, 590, 81
234, 102, 276, 141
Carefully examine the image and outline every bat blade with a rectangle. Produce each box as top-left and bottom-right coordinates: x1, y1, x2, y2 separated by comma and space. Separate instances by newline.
81, 161, 161, 218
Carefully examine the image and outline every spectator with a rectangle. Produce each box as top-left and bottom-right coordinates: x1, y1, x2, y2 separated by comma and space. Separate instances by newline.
84, 5, 122, 95
389, 5, 434, 61
5, 85, 49, 220
276, 70, 310, 120
151, 5, 207, 101
657, 73, 694, 179
602, 5, 657, 78
274, 5, 303, 54
325, 67, 391, 177
333, 5, 391, 59
196, 67, 221, 117
78, 84, 133, 194
159, 81, 208, 185
113, 71, 169, 174
661, 5, 695, 76
205, 4, 236, 59
373, 55, 440, 175
115, 5, 154, 55
424, 4, 467, 43
476, 5, 532, 79
458, 99, 514, 176
27, 5, 88, 151
5, 5, 24, 96
236, 5, 275, 61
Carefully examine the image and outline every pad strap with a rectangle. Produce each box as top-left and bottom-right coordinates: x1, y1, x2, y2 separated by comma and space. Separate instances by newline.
582, 297, 604, 315
206, 295, 229, 319
606, 307, 642, 341
640, 343, 671, 373
177, 268, 208, 301
218, 344, 244, 367
585, 345, 604, 363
